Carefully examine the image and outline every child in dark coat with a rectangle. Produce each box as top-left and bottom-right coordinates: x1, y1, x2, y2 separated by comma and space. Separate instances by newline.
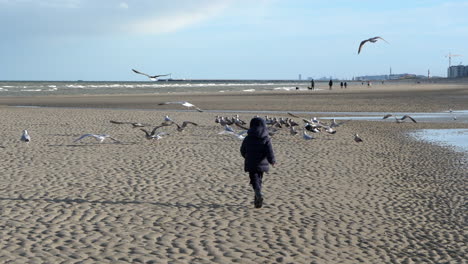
240, 117, 276, 208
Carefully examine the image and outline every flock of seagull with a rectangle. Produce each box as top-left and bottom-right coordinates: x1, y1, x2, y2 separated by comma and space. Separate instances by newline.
14, 100, 426, 146
215, 112, 364, 143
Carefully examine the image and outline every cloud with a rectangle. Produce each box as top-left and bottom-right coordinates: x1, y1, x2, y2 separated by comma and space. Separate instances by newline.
122, 1, 232, 34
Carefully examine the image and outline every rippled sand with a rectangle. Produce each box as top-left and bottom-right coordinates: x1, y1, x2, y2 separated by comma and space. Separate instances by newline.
0, 83, 467, 263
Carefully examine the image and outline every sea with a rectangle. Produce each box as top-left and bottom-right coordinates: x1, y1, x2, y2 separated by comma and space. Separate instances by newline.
0, 80, 317, 96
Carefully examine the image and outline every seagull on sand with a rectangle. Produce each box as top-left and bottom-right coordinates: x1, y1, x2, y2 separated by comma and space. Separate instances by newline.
158, 101, 203, 112
358, 36, 388, 54
73, 134, 121, 143
164, 115, 173, 122
21, 130, 31, 143
132, 69, 171, 81
354, 133, 363, 143
290, 126, 298, 135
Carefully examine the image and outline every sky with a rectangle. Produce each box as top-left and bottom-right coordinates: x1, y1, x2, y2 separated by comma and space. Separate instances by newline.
0, 0, 467, 81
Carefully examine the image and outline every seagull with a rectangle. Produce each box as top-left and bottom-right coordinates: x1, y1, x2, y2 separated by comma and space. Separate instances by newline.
158, 101, 203, 112
290, 126, 298, 135
383, 114, 417, 123
218, 130, 247, 140
164, 115, 173, 122
173, 121, 198, 132
21, 130, 30, 143
303, 130, 314, 140
401, 115, 417, 123
358, 36, 388, 54
140, 127, 169, 140
132, 69, 171, 81
354, 133, 363, 143
110, 120, 151, 128
73, 134, 121, 143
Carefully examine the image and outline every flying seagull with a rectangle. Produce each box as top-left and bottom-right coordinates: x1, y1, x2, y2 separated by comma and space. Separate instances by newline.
140, 128, 169, 140
110, 120, 151, 128
158, 101, 203, 112
218, 130, 247, 140
400, 115, 417, 123
132, 69, 171, 81
358, 36, 388, 54
73, 134, 121, 143
21, 130, 31, 143
172, 121, 198, 132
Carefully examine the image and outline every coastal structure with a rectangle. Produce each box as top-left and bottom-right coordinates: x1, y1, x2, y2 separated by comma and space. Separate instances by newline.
447, 65, 468, 78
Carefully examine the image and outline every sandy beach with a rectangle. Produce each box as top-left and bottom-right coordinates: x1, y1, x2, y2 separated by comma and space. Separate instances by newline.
0, 83, 467, 263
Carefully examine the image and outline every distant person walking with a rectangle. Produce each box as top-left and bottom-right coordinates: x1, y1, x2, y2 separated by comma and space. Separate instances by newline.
309, 79, 315, 90
340, 82, 344, 89
240, 117, 276, 208
344, 82, 348, 88
329, 79, 333, 90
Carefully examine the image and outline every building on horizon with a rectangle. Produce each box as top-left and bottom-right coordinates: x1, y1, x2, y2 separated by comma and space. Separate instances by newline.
355, 73, 426, 81
448, 65, 468, 78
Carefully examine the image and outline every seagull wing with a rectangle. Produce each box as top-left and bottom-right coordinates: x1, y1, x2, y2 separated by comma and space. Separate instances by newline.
358, 39, 369, 54
74, 134, 97, 142
375, 36, 389, 43
287, 112, 301, 118
151, 125, 167, 135
218, 130, 235, 136
401, 115, 417, 123
181, 121, 198, 128
235, 122, 249, 130
383, 114, 393, 119
151, 73, 171, 78
140, 129, 151, 137
108, 137, 121, 143
132, 69, 151, 78
110, 120, 131, 124
158, 101, 185, 105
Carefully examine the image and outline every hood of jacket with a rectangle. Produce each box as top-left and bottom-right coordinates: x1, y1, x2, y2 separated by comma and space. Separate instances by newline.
247, 117, 269, 139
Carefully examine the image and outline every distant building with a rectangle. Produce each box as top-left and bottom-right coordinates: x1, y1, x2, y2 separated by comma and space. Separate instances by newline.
355, 73, 424, 81
448, 65, 468, 78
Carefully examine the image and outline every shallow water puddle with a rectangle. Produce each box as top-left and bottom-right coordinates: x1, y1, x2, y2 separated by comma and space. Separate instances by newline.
409, 129, 468, 154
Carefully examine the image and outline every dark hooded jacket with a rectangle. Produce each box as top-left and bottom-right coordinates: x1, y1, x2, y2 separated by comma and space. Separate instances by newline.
240, 118, 276, 172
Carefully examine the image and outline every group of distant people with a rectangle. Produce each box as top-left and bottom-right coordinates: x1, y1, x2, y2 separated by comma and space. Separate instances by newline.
302, 79, 349, 90
327, 80, 348, 90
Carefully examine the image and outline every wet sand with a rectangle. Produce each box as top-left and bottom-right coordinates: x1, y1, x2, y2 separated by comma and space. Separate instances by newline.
0, 83, 467, 263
